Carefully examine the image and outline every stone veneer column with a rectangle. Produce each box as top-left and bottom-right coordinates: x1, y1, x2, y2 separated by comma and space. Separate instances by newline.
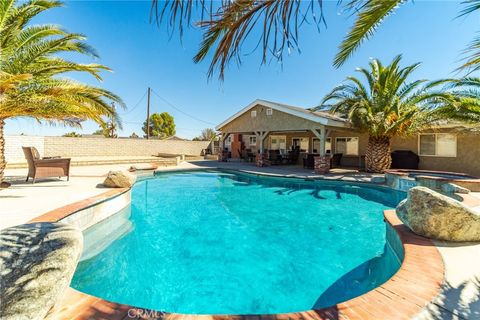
218, 150, 228, 162
256, 152, 270, 167
314, 155, 331, 174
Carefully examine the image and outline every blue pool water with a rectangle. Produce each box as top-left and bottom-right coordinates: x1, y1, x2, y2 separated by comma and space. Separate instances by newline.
72, 170, 406, 315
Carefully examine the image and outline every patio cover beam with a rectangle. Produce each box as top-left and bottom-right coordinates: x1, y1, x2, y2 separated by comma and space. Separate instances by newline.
310, 127, 330, 156
255, 131, 269, 152
220, 132, 231, 150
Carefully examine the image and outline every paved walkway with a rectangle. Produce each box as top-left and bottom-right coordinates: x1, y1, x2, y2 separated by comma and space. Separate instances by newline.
1, 160, 479, 319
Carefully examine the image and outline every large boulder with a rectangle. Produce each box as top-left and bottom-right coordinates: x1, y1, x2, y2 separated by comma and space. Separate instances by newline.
0, 222, 83, 320
396, 186, 480, 241
103, 170, 136, 188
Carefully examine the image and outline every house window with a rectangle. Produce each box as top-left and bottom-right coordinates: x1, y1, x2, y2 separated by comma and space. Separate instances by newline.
266, 108, 273, 116
251, 110, 257, 118
419, 133, 456, 157
313, 138, 332, 154
335, 137, 359, 156
225, 136, 232, 146
249, 136, 257, 146
292, 137, 309, 152
270, 135, 286, 152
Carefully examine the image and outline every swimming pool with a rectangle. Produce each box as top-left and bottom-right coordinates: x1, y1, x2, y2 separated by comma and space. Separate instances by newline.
72, 170, 406, 315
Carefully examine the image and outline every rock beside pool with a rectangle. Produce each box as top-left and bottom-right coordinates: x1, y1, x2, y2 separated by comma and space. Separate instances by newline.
396, 186, 480, 241
441, 183, 470, 194
103, 170, 136, 188
0, 222, 83, 320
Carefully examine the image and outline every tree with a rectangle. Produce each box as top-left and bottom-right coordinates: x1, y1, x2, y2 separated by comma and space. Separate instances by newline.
0, 0, 124, 183
151, 1, 480, 78
193, 128, 218, 141
130, 132, 140, 139
92, 122, 117, 138
63, 132, 81, 137
142, 112, 176, 138
317, 55, 477, 173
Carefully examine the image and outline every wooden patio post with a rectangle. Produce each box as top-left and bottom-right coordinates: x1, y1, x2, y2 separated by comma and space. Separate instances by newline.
311, 127, 331, 174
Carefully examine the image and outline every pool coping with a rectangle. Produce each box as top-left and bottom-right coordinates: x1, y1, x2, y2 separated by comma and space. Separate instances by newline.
385, 169, 480, 182
35, 171, 445, 320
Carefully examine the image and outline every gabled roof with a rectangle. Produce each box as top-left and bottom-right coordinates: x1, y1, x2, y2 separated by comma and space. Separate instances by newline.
162, 135, 186, 141
216, 99, 349, 130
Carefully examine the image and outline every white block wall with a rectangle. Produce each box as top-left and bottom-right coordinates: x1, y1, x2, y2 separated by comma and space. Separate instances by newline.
4, 135, 211, 162
4, 135, 45, 162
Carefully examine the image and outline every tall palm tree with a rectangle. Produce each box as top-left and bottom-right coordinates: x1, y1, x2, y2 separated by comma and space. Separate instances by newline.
317, 55, 474, 173
0, 0, 124, 184
151, 0, 480, 78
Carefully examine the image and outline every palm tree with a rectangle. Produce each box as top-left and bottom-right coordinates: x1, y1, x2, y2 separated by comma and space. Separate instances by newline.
194, 128, 218, 141
151, 0, 480, 78
316, 55, 474, 173
0, 0, 124, 184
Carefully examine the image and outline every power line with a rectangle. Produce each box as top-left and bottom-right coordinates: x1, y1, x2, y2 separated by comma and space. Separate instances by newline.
123, 121, 203, 132
119, 89, 148, 115
150, 89, 216, 126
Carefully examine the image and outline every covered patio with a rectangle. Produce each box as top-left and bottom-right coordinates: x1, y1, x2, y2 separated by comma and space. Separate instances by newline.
216, 99, 366, 172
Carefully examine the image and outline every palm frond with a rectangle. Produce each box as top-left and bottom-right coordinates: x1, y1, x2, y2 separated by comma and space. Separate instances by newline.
152, 0, 326, 79
457, 31, 480, 74
458, 0, 480, 17
0, 0, 123, 130
319, 56, 478, 138
334, 0, 405, 68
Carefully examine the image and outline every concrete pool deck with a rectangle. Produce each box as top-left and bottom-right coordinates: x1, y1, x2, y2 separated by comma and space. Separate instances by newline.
1, 160, 479, 319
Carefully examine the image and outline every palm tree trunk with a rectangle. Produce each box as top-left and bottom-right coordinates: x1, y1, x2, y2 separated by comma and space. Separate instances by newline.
0, 118, 6, 183
365, 136, 391, 173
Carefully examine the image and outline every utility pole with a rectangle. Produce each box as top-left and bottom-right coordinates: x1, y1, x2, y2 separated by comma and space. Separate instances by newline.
146, 87, 151, 140
110, 102, 116, 138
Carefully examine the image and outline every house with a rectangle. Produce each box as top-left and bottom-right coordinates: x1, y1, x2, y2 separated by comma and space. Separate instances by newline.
162, 135, 187, 141
216, 99, 480, 177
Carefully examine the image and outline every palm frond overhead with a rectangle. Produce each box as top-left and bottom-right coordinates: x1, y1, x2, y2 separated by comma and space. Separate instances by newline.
152, 0, 480, 78
334, 0, 404, 68
151, 0, 326, 79
458, 0, 480, 16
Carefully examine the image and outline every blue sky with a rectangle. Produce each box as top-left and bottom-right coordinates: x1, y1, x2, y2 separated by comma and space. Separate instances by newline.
5, 0, 479, 139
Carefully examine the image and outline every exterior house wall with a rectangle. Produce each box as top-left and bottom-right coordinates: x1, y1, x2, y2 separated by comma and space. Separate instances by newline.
219, 104, 325, 133
391, 134, 480, 177
218, 103, 480, 176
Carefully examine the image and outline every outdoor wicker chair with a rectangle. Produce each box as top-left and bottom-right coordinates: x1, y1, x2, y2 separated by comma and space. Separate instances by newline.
22, 147, 71, 183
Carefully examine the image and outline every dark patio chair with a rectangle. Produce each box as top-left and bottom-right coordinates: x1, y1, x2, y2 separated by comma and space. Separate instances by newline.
22, 147, 71, 183
268, 150, 282, 165
303, 153, 319, 169
330, 153, 343, 168
291, 147, 300, 165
